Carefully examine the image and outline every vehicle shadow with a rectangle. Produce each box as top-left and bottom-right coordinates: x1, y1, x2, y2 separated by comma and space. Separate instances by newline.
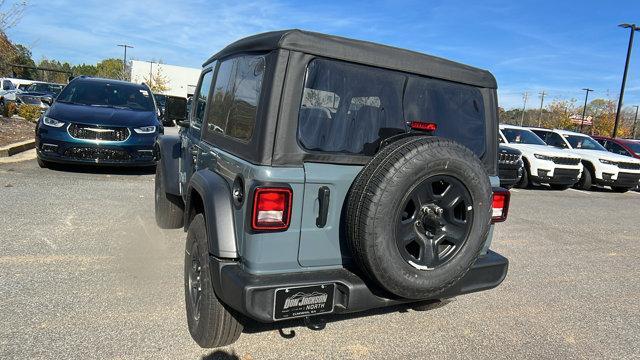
46, 162, 155, 176
201, 350, 240, 360
241, 299, 451, 338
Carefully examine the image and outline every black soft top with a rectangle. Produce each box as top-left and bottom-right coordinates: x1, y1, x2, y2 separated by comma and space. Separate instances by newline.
203, 29, 497, 89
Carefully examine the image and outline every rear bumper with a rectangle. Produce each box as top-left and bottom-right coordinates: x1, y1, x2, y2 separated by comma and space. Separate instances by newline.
211, 250, 508, 323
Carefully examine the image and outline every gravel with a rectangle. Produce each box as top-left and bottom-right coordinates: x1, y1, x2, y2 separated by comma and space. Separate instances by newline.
0, 159, 638, 360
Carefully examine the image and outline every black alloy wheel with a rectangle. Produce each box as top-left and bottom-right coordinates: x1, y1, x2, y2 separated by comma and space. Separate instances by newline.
187, 241, 203, 322
396, 175, 473, 270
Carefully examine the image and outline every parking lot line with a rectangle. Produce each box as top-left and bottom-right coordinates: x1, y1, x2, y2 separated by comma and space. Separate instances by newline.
510, 189, 519, 193
569, 188, 591, 195
628, 191, 640, 196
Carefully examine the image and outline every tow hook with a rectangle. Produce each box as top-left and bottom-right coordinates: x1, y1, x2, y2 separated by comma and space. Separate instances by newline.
304, 316, 326, 331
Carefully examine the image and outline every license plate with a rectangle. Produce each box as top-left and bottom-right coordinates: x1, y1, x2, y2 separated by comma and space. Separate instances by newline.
273, 284, 335, 320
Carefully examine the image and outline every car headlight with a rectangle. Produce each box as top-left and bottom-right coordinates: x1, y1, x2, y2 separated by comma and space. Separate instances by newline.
42, 116, 65, 128
133, 126, 156, 134
534, 154, 553, 161
599, 159, 617, 165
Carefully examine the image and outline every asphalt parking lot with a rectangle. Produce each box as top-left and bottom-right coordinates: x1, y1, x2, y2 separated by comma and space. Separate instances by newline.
1, 157, 639, 359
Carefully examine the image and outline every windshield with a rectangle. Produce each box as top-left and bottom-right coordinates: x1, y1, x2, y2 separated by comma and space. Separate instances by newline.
501, 128, 547, 145
564, 135, 607, 151
27, 83, 64, 95
626, 141, 640, 154
57, 81, 154, 111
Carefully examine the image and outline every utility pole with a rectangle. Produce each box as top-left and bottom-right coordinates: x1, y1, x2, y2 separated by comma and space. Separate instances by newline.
149, 61, 154, 89
579, 88, 593, 133
520, 92, 528, 126
613, 24, 640, 138
537, 91, 546, 127
117, 44, 133, 81
632, 105, 639, 139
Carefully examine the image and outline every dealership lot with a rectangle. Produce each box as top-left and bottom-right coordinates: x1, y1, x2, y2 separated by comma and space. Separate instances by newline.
0, 159, 639, 359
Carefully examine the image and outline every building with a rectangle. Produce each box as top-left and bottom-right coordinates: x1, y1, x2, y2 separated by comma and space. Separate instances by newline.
129, 60, 200, 98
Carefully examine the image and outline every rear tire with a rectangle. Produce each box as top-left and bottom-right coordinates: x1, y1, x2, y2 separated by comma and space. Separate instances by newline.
154, 162, 184, 229
611, 186, 630, 193
574, 167, 592, 191
185, 214, 243, 348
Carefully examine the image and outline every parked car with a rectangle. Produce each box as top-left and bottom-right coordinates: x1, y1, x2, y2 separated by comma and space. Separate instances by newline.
16, 81, 65, 111
499, 124, 582, 189
35, 76, 163, 167
592, 136, 640, 160
154, 29, 510, 348
529, 128, 640, 192
498, 144, 524, 188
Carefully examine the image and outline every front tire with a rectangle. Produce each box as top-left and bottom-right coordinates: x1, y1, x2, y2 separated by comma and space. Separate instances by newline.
185, 214, 243, 348
154, 162, 184, 229
514, 162, 530, 189
574, 167, 592, 191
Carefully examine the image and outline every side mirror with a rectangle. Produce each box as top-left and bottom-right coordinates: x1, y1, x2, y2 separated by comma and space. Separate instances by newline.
41, 96, 53, 106
176, 119, 190, 128
164, 96, 188, 128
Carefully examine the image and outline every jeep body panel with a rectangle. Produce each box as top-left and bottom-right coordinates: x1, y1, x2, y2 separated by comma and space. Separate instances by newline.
155, 135, 181, 196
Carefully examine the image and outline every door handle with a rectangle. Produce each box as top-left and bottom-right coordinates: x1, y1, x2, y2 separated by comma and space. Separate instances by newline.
316, 186, 330, 228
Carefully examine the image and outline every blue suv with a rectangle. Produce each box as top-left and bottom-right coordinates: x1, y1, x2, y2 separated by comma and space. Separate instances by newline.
35, 77, 162, 167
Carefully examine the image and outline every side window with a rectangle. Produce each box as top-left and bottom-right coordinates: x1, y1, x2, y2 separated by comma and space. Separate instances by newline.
204, 55, 265, 143
547, 133, 568, 148
191, 70, 214, 130
3, 80, 15, 90
608, 142, 631, 156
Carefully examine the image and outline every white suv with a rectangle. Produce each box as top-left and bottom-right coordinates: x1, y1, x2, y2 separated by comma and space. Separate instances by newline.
499, 124, 583, 189
529, 128, 640, 193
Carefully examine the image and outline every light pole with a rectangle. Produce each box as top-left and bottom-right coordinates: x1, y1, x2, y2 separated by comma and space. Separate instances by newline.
613, 24, 640, 138
632, 105, 639, 139
520, 92, 528, 126
117, 44, 133, 81
537, 91, 546, 127
579, 88, 593, 133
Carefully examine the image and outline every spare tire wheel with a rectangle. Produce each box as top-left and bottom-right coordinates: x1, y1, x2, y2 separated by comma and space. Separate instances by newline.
347, 136, 492, 299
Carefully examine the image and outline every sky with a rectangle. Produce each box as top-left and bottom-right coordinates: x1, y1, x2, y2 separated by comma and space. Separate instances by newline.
7, 0, 640, 109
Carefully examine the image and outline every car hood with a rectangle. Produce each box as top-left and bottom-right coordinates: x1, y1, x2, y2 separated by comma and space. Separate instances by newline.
504, 143, 581, 158
19, 91, 49, 97
566, 148, 640, 163
47, 102, 158, 128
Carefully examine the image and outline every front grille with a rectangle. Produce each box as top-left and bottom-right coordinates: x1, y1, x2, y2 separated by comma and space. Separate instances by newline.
617, 172, 640, 185
499, 152, 520, 164
63, 147, 131, 161
68, 123, 129, 142
552, 157, 581, 166
554, 168, 580, 178
617, 162, 640, 170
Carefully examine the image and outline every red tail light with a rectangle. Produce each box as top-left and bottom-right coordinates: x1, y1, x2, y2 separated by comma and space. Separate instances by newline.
491, 188, 510, 223
409, 121, 437, 132
252, 187, 293, 231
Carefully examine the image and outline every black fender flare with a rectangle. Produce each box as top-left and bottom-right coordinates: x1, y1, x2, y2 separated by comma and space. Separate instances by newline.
155, 135, 181, 196
186, 169, 238, 259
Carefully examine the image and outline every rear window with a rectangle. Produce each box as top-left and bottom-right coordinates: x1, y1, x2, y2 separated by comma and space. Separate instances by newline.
297, 59, 487, 156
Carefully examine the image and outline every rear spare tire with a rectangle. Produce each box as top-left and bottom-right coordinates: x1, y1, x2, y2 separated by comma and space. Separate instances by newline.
347, 136, 492, 300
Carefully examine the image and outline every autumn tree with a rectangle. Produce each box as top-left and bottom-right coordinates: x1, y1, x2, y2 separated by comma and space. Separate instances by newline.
95, 58, 124, 80
143, 64, 170, 93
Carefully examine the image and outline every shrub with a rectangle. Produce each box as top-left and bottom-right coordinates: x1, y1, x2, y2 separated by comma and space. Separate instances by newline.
2, 101, 18, 117
17, 104, 42, 123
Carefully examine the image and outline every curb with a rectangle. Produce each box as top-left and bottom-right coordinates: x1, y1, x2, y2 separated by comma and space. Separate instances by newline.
0, 139, 36, 158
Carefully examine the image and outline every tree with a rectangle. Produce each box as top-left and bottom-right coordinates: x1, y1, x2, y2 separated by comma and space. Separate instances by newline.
143, 64, 170, 93
72, 63, 97, 77
10, 43, 36, 79
95, 58, 124, 80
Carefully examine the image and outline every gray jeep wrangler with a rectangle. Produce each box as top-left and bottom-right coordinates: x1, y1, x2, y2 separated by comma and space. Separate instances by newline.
154, 29, 510, 348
